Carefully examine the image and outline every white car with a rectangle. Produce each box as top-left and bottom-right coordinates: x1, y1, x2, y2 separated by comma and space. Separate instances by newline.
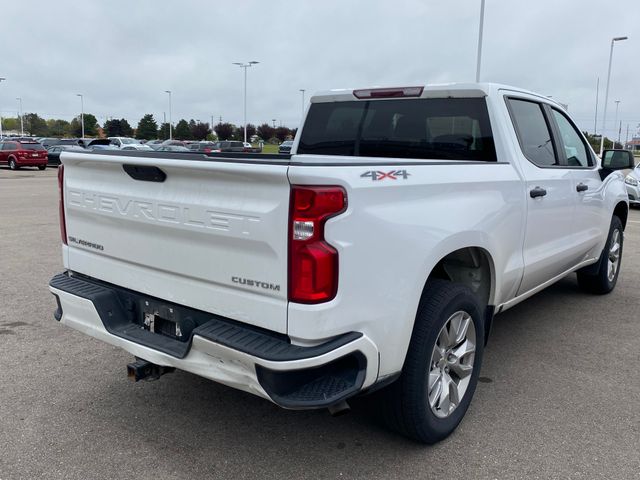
108, 137, 150, 150
50, 83, 633, 443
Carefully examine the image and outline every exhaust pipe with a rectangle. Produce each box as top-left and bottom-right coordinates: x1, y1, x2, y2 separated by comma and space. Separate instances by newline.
328, 400, 351, 417
127, 358, 174, 382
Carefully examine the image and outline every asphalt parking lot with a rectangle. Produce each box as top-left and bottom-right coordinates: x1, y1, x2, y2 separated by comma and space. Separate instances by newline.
1, 166, 639, 480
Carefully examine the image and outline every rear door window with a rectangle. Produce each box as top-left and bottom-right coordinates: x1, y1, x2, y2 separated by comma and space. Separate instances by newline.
297, 97, 496, 161
507, 98, 558, 167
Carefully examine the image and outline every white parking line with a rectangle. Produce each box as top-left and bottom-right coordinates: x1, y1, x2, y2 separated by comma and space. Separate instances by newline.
628, 220, 640, 224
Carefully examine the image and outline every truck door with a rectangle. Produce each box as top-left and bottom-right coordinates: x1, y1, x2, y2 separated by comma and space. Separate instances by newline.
507, 97, 582, 295
547, 107, 608, 262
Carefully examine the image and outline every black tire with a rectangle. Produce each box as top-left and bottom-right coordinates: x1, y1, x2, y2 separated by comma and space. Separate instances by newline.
375, 279, 484, 443
38, 165, 46, 170
8, 158, 18, 170
577, 216, 623, 294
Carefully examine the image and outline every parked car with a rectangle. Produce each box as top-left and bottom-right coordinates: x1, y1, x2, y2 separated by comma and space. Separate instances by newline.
122, 145, 153, 151
46, 145, 85, 166
38, 138, 63, 148
187, 141, 218, 153
55, 138, 85, 147
243, 142, 262, 153
89, 144, 119, 151
278, 140, 294, 154
0, 140, 48, 170
145, 140, 164, 150
109, 137, 150, 150
214, 140, 245, 152
161, 140, 187, 147
624, 159, 640, 206
50, 83, 633, 444
156, 145, 191, 152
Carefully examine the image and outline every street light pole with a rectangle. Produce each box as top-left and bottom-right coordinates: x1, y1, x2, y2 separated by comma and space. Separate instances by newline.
475, 0, 485, 82
232, 61, 259, 143
599, 36, 628, 156
594, 77, 599, 135
76, 94, 84, 138
613, 100, 620, 148
0, 77, 6, 139
299, 89, 306, 120
16, 97, 23, 136
165, 90, 172, 140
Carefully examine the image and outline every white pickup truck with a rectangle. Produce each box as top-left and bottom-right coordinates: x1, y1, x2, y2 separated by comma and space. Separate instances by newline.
50, 83, 634, 443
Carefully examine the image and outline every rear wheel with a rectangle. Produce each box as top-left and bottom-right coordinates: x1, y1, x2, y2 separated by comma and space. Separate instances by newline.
8, 158, 18, 170
577, 216, 623, 294
376, 279, 484, 443
38, 165, 46, 170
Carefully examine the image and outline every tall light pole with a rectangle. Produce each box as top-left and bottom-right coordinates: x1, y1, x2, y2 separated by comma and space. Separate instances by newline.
599, 36, 628, 155
76, 94, 84, 138
475, 0, 486, 82
232, 61, 259, 143
594, 77, 599, 135
613, 100, 620, 148
164, 90, 172, 140
0, 77, 5, 139
299, 89, 306, 120
16, 97, 23, 136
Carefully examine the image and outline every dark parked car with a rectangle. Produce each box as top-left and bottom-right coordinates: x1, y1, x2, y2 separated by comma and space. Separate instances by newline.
278, 140, 294, 154
214, 141, 245, 152
46, 145, 85, 166
187, 141, 218, 153
0, 140, 48, 170
38, 137, 63, 148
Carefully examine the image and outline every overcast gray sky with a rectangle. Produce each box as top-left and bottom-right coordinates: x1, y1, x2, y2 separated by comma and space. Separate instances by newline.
1, 0, 638, 139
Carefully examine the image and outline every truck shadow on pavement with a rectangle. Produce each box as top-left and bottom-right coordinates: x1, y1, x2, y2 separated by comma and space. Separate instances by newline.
68, 273, 624, 477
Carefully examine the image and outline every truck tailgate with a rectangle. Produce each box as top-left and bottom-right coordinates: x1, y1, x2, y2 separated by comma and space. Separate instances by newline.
62, 152, 290, 333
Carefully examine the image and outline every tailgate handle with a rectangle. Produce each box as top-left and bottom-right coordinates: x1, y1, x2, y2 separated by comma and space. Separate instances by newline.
123, 164, 166, 182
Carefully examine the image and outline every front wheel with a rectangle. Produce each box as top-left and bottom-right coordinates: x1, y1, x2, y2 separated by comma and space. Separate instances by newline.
376, 279, 484, 443
577, 216, 623, 294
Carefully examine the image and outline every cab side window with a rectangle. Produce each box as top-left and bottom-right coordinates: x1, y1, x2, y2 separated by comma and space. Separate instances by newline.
507, 98, 558, 167
551, 109, 592, 167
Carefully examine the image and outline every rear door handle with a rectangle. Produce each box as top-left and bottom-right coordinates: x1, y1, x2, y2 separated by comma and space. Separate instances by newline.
576, 183, 588, 192
529, 186, 547, 198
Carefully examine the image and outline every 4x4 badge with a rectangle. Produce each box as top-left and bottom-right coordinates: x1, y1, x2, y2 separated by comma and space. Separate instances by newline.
360, 170, 411, 181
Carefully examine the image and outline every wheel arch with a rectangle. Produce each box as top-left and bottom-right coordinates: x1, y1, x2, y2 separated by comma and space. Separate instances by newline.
613, 201, 628, 230
416, 245, 497, 346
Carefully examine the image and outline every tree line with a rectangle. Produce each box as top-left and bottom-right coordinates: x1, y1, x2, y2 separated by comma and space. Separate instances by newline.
0, 113, 297, 142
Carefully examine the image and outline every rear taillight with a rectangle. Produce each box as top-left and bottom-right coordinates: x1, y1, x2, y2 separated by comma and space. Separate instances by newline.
58, 165, 67, 245
203, 148, 212, 153
289, 186, 346, 303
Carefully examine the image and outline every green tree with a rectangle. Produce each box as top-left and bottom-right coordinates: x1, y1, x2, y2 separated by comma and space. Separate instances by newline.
190, 120, 210, 140
1, 117, 20, 132
174, 119, 192, 140
275, 126, 291, 142
104, 119, 122, 137
136, 114, 158, 140
256, 123, 275, 141
71, 113, 98, 137
23, 113, 48, 136
214, 122, 235, 140
120, 118, 134, 137
46, 119, 71, 137
158, 122, 171, 140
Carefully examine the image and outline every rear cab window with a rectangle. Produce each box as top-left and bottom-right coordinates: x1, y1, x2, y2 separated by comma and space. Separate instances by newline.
297, 97, 496, 161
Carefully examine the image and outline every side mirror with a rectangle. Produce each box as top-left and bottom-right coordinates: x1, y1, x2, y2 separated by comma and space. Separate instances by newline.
602, 149, 635, 170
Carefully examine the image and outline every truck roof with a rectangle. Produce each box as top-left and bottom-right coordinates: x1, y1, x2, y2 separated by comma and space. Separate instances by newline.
310, 82, 565, 110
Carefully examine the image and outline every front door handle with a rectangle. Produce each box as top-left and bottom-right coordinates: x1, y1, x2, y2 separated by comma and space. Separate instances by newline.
529, 186, 547, 198
576, 183, 589, 192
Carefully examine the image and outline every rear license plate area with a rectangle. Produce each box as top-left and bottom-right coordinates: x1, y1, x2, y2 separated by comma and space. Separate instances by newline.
140, 300, 195, 341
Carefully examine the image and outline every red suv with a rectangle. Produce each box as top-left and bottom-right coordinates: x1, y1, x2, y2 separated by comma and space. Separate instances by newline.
0, 140, 48, 170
